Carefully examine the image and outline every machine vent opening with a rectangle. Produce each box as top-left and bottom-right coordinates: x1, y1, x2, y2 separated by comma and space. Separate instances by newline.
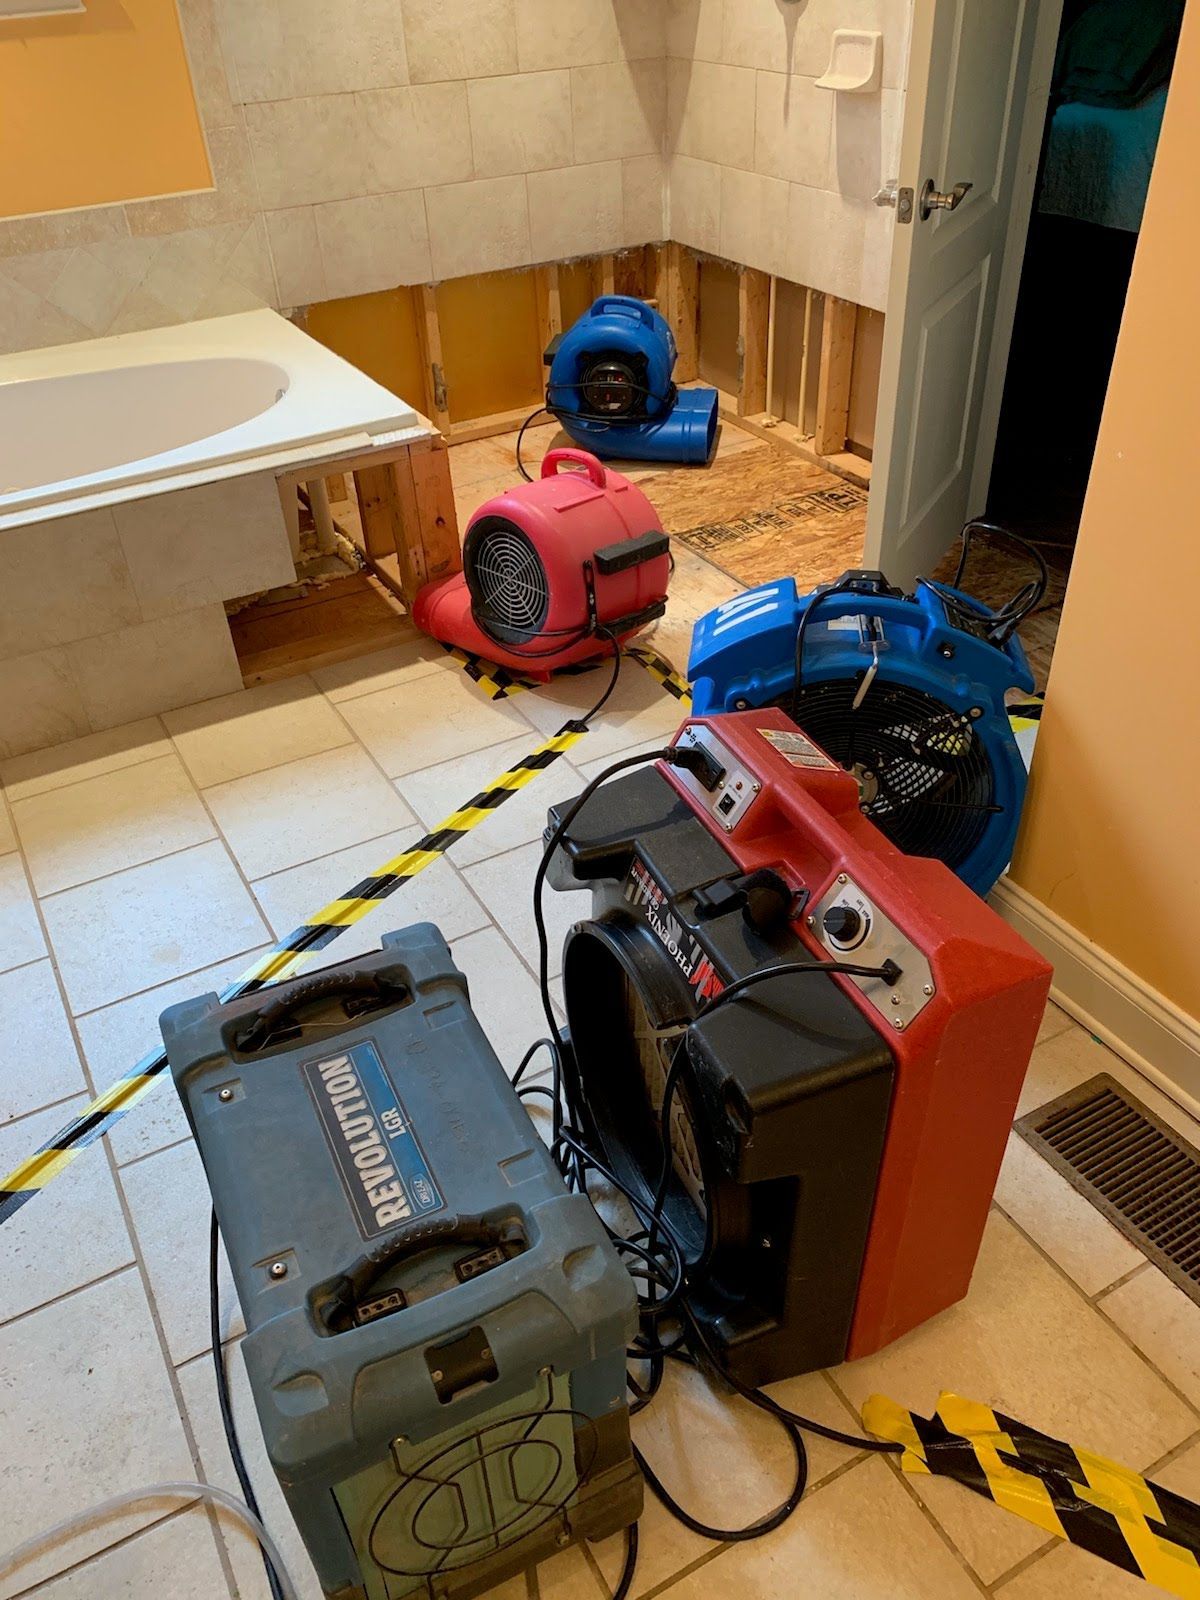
778, 677, 998, 871
464, 515, 550, 646
1016, 1072, 1200, 1306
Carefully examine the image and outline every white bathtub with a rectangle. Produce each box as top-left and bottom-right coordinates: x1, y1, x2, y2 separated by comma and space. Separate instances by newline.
0, 308, 424, 531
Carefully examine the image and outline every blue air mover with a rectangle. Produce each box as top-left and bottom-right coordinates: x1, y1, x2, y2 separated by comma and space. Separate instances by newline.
689, 532, 1046, 896
161, 924, 640, 1600
544, 296, 718, 465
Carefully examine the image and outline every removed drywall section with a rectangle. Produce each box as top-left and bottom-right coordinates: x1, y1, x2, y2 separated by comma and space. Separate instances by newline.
435, 270, 544, 422
305, 289, 427, 413
848, 305, 885, 456
697, 257, 740, 397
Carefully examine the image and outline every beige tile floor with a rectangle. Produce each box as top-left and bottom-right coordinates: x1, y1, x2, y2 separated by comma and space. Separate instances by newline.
2, 550, 1199, 1600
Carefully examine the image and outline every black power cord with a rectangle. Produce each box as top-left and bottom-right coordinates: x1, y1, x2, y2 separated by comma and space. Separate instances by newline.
209, 1210, 287, 1600
514, 382, 679, 481
523, 742, 911, 1596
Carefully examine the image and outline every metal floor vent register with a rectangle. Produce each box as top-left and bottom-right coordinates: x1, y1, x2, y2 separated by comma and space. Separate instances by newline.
1017, 1073, 1200, 1307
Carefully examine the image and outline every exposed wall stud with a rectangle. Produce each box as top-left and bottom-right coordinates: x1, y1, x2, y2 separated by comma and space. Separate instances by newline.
737, 267, 771, 417
665, 243, 700, 383
534, 263, 562, 357
415, 283, 451, 433
815, 294, 857, 455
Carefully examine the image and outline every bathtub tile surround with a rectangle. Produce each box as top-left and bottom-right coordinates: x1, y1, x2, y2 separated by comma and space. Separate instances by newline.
667, 0, 911, 310
0, 0, 906, 354
0, 471, 293, 759
112, 477, 296, 622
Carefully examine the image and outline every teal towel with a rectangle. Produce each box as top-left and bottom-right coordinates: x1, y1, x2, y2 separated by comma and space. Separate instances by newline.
1054, 0, 1183, 108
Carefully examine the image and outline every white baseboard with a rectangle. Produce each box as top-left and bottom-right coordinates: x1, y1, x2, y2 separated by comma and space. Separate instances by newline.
990, 878, 1200, 1122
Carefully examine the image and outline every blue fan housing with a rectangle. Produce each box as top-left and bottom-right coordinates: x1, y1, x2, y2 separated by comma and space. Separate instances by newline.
689, 575, 1036, 896
546, 296, 718, 465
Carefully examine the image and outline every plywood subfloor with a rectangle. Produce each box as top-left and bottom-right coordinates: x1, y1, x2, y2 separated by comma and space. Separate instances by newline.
449, 417, 869, 594
639, 450, 869, 591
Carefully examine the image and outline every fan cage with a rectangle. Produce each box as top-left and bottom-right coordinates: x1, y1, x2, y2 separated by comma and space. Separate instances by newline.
367, 1401, 595, 1582
775, 676, 998, 870
580, 358, 640, 417
464, 516, 551, 647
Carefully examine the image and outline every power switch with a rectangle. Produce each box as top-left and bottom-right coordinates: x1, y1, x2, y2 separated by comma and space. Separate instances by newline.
717, 792, 737, 816
823, 905, 866, 948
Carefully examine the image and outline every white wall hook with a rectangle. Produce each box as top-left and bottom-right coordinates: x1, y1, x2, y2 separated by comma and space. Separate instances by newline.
815, 29, 883, 94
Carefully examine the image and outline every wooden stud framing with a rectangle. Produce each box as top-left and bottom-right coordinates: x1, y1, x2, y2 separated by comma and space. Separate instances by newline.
534, 263, 562, 357
664, 243, 699, 383
446, 404, 540, 446
814, 294, 857, 456
591, 254, 616, 298
737, 268, 771, 418
415, 283, 451, 434
352, 434, 460, 602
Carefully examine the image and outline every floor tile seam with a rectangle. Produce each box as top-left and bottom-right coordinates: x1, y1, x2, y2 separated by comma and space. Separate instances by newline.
34, 835, 232, 905
106, 1136, 243, 1599
167, 721, 359, 791
0, 1259, 136, 1336
1000, 1204, 1200, 1425
1, 731, 174, 807
2, 1502, 216, 1600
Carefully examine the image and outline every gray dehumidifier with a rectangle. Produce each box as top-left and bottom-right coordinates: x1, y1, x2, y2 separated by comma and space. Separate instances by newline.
161, 924, 641, 1600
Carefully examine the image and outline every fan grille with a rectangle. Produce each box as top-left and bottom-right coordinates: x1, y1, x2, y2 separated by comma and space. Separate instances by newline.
464, 516, 550, 646
777, 677, 997, 870
581, 358, 639, 416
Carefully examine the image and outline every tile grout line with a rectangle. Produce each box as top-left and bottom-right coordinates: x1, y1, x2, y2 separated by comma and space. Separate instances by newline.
105, 1137, 246, 1600
5, 1502, 213, 1600
993, 1203, 1200, 1423
0, 727, 171, 804
15, 793, 244, 1596
1092, 1260, 1152, 1303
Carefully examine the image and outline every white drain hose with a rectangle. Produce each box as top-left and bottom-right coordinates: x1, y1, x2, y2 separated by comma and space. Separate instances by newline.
0, 1480, 299, 1600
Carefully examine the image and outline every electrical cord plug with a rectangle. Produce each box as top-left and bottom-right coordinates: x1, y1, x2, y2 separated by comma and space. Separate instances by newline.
665, 743, 725, 793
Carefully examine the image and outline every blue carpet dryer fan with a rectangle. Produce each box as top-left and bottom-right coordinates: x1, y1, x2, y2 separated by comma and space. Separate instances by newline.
688, 528, 1048, 896
544, 296, 719, 465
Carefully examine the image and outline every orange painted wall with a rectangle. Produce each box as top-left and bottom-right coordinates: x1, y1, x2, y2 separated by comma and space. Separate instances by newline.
0, 0, 211, 219
1009, 2, 1200, 1020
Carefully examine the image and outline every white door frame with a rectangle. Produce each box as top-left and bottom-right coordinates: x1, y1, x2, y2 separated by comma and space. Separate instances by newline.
865, 0, 1066, 575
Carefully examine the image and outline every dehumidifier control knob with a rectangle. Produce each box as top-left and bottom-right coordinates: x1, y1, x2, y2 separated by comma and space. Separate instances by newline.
823, 905, 866, 948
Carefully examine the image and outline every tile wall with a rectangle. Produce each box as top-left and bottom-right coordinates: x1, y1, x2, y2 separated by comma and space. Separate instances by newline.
0, 476, 294, 759
0, 0, 668, 354
0, 0, 911, 355
666, 0, 911, 310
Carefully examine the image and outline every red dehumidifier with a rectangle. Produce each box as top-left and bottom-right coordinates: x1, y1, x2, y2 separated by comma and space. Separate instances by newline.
548, 707, 1054, 1384
412, 449, 671, 679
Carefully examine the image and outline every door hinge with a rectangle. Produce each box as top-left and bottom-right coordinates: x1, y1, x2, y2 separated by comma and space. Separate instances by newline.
431, 362, 448, 415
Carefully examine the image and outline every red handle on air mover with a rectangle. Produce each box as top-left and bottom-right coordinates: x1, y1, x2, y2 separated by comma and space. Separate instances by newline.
541, 448, 607, 488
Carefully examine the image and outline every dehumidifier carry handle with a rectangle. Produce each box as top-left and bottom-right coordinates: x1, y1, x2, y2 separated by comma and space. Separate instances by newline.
591, 295, 657, 328
541, 448, 608, 488
233, 971, 409, 1053
317, 1214, 526, 1332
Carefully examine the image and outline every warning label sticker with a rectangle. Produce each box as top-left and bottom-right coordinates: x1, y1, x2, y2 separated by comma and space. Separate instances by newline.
757, 727, 837, 770
303, 1041, 443, 1240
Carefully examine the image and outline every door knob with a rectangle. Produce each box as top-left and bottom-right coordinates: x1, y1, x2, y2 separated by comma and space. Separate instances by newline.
920, 179, 973, 220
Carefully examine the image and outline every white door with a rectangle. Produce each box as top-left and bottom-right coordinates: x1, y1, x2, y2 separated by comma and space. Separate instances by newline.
865, 0, 1064, 586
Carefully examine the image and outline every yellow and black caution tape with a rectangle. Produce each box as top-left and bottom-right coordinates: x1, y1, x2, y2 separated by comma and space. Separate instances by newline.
443, 646, 541, 701
865, 1392, 1200, 1598
0, 722, 591, 1228
1008, 695, 1045, 734
625, 644, 693, 706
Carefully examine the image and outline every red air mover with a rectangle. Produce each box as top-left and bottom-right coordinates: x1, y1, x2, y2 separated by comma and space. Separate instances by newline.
549, 707, 1053, 1382
412, 449, 671, 679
